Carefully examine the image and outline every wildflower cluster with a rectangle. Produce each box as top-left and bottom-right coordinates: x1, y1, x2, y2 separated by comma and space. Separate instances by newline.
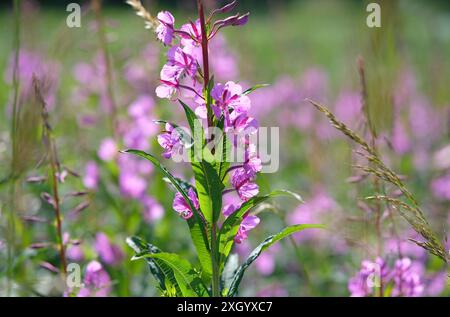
348, 257, 425, 297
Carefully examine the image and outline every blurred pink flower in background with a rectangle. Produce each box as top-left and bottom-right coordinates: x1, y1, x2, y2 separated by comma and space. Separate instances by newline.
95, 232, 124, 266
83, 161, 100, 190
77, 261, 112, 297
141, 196, 165, 222
430, 173, 450, 201
5, 49, 60, 110
98, 138, 118, 162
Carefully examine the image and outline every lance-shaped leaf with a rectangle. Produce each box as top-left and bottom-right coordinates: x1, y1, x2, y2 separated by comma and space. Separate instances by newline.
126, 236, 166, 291
179, 100, 224, 224
216, 116, 231, 183
218, 190, 303, 270
220, 253, 239, 296
133, 252, 209, 297
122, 150, 212, 278
242, 83, 270, 95
227, 224, 325, 297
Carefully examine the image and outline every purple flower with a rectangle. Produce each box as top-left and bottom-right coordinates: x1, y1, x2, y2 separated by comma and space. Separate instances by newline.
255, 252, 275, 276
157, 123, 182, 159
209, 34, 238, 80
156, 11, 175, 46
334, 91, 362, 128
222, 203, 239, 218
128, 95, 154, 118
235, 215, 260, 244
95, 232, 124, 266
172, 188, 199, 219
179, 20, 202, 46
141, 195, 165, 222
391, 119, 411, 155
167, 46, 197, 79
66, 245, 84, 262
425, 271, 448, 296
392, 258, 424, 297
77, 261, 112, 297
6, 50, 60, 110
243, 144, 262, 176
98, 138, 118, 162
431, 173, 450, 201
83, 161, 99, 190
119, 172, 147, 198
156, 73, 179, 99
348, 257, 390, 297
231, 168, 259, 201
211, 81, 251, 123
227, 113, 258, 147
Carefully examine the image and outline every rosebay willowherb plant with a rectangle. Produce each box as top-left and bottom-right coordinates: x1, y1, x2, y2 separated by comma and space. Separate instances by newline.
123, 0, 323, 297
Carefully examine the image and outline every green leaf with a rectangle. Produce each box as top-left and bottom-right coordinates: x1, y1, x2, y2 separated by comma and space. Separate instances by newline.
162, 177, 194, 194
216, 116, 231, 183
122, 150, 212, 278
221, 253, 239, 296
179, 100, 224, 224
218, 190, 303, 270
134, 252, 209, 297
226, 224, 325, 297
242, 84, 270, 95
125, 236, 166, 292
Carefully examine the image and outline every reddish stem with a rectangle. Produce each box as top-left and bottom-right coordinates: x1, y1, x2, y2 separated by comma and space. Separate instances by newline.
197, 0, 213, 127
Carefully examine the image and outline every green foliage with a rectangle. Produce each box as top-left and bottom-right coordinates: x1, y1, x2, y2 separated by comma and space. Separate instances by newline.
226, 224, 325, 297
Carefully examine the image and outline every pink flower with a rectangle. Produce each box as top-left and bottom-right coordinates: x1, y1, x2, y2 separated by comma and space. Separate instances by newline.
211, 81, 251, 123
255, 252, 275, 276
243, 144, 262, 177
78, 261, 112, 297
179, 20, 202, 46
66, 245, 84, 262
95, 232, 124, 266
348, 257, 390, 297
157, 123, 182, 159
141, 195, 165, 222
431, 173, 450, 201
83, 161, 99, 190
98, 138, 117, 162
227, 113, 258, 144
392, 258, 424, 297
156, 71, 179, 99
235, 215, 260, 243
167, 46, 197, 79
231, 168, 259, 201
172, 188, 199, 219
119, 172, 147, 198
156, 11, 175, 46
222, 203, 239, 218
128, 95, 154, 118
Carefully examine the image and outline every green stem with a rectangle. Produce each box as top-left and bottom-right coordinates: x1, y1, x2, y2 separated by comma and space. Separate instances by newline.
211, 224, 220, 297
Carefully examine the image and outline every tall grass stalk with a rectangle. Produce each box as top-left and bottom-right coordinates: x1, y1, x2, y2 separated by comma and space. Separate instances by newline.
33, 77, 68, 278
92, 0, 118, 137
308, 99, 448, 263
357, 58, 384, 296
